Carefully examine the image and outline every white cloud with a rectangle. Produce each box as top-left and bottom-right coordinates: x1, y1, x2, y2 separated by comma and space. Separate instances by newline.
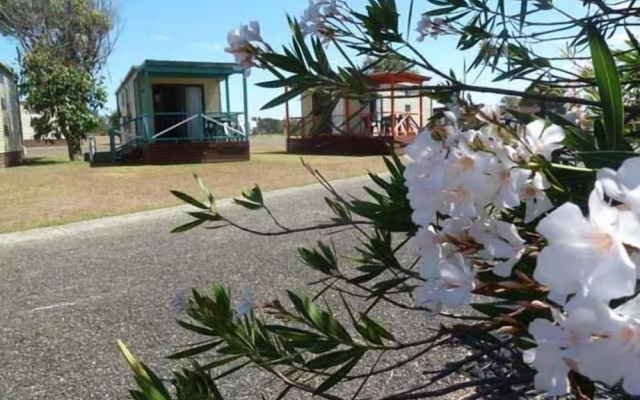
150, 34, 170, 42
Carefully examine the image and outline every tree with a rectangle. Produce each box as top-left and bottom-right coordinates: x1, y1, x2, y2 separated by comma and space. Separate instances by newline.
254, 117, 285, 134
362, 53, 416, 73
0, 0, 117, 160
119, 1, 640, 399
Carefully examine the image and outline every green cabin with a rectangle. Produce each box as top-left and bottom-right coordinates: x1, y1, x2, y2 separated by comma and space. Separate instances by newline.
106, 60, 249, 165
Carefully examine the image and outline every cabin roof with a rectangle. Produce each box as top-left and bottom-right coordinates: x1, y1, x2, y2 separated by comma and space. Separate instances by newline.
116, 59, 245, 94
367, 71, 431, 85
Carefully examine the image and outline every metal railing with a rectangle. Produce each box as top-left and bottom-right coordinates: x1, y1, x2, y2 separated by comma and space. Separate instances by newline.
150, 112, 247, 142
108, 112, 247, 162
286, 112, 422, 138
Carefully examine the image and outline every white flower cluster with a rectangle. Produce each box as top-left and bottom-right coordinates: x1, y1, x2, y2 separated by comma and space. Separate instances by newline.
405, 107, 565, 313
416, 15, 446, 41
300, 0, 341, 44
225, 21, 266, 75
527, 157, 640, 396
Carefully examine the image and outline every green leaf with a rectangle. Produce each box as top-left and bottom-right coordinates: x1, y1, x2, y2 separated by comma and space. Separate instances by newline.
261, 86, 306, 110
298, 242, 338, 275
547, 112, 596, 152
199, 354, 245, 371
167, 340, 223, 360
260, 53, 308, 75
193, 174, 214, 206
170, 190, 209, 210
593, 119, 608, 150
518, 0, 527, 32
176, 320, 217, 336
171, 218, 207, 233
359, 313, 395, 342
306, 348, 363, 370
186, 212, 221, 222
588, 24, 624, 150
233, 198, 263, 210
314, 349, 364, 394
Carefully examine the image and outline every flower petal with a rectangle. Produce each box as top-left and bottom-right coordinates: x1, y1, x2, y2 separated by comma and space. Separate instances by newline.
536, 203, 591, 244
583, 241, 636, 302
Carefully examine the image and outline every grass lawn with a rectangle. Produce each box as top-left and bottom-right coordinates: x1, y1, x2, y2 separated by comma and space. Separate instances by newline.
0, 145, 387, 233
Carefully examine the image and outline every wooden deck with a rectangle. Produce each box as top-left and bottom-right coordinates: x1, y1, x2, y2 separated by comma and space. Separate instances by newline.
0, 150, 23, 168
286, 134, 416, 156
90, 141, 250, 166
138, 141, 249, 164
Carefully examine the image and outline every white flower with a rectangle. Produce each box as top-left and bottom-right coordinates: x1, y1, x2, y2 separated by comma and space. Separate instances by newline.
470, 218, 526, 277
523, 120, 565, 161
415, 250, 476, 312
534, 182, 639, 304
225, 21, 264, 74
520, 172, 554, 223
300, 0, 338, 43
527, 295, 640, 397
524, 318, 571, 397
416, 15, 446, 41
476, 105, 502, 124
486, 156, 531, 209
235, 287, 254, 317
597, 156, 640, 215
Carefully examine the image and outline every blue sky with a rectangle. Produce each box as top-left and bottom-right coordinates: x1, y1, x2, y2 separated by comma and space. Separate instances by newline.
0, 0, 625, 120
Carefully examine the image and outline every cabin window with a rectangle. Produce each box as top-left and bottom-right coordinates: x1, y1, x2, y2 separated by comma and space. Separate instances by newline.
405, 104, 411, 113
1, 97, 6, 111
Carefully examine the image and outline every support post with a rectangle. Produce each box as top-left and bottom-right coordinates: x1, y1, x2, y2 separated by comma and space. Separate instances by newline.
390, 81, 395, 142
225, 76, 231, 118
344, 96, 350, 135
284, 86, 290, 138
419, 82, 424, 130
109, 128, 116, 162
242, 74, 249, 139
144, 69, 153, 142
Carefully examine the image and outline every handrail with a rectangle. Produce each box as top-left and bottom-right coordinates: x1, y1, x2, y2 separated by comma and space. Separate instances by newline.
201, 114, 246, 137
152, 114, 199, 139
152, 113, 247, 140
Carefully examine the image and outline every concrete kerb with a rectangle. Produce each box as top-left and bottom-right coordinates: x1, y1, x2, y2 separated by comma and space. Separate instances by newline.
0, 175, 378, 246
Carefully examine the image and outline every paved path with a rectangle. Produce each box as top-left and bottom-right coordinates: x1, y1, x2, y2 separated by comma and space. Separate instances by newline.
0, 177, 464, 399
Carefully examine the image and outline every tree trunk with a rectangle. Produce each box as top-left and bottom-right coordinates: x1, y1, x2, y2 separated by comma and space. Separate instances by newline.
66, 134, 83, 161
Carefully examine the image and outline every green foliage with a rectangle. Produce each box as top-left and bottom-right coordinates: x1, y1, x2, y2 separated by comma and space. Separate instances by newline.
120, 1, 640, 399
253, 117, 285, 134
1, 0, 116, 160
361, 54, 416, 73
587, 25, 625, 150
20, 45, 107, 160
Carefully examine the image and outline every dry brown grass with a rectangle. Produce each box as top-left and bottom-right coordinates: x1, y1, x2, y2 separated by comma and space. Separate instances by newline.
0, 146, 386, 233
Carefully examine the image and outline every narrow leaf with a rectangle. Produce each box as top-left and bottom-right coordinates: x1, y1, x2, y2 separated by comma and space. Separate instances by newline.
588, 24, 624, 150
171, 218, 207, 233
170, 190, 209, 210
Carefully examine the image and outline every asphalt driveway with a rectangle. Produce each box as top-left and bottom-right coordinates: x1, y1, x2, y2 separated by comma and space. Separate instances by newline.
0, 177, 466, 399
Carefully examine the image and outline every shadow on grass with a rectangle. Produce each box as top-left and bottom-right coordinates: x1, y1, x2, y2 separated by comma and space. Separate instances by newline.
21, 157, 72, 167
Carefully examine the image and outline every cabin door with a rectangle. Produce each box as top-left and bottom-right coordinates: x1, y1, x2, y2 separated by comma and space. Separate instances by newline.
152, 84, 204, 139
185, 86, 204, 139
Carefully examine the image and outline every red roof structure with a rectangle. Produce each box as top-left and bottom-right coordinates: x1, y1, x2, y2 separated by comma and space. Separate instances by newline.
367, 71, 431, 85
